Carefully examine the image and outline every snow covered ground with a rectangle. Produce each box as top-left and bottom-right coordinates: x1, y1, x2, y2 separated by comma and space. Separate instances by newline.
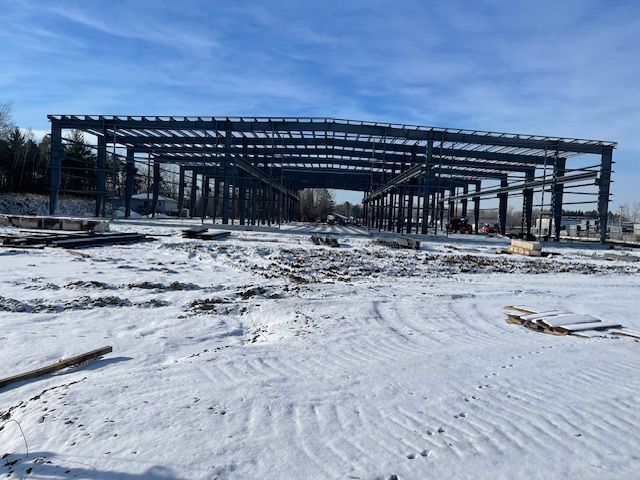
1, 222, 640, 479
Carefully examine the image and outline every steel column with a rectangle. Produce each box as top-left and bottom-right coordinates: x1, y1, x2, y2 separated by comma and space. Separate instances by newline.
552, 158, 566, 241
124, 150, 135, 217
95, 133, 106, 217
222, 132, 231, 224
177, 165, 185, 216
498, 179, 508, 235
190, 171, 198, 218
523, 170, 535, 236
151, 160, 160, 217
597, 148, 613, 244
461, 184, 469, 218
48, 122, 63, 215
473, 181, 481, 233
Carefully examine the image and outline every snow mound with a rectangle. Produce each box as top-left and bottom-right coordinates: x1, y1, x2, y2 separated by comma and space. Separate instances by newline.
0, 193, 105, 217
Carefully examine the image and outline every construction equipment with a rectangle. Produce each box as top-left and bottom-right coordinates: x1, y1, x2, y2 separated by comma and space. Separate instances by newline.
447, 217, 473, 234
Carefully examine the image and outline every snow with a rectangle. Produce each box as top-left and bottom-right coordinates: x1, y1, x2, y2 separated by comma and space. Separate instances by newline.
1, 222, 640, 479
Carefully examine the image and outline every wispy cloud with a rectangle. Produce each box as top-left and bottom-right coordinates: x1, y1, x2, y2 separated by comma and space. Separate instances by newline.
2, 0, 638, 203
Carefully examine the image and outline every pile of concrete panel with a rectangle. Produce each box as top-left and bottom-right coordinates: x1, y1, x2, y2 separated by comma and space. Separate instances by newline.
0, 214, 109, 232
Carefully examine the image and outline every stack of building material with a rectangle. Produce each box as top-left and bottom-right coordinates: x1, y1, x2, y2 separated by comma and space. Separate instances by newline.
0, 231, 150, 249
507, 239, 542, 256
504, 306, 638, 339
0, 214, 110, 232
376, 235, 420, 250
182, 227, 231, 241
311, 233, 339, 247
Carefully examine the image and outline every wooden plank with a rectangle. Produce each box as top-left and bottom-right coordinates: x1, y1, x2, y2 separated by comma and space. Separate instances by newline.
504, 306, 537, 315
520, 311, 565, 322
535, 313, 601, 328
556, 321, 622, 333
612, 330, 640, 340
0, 346, 113, 389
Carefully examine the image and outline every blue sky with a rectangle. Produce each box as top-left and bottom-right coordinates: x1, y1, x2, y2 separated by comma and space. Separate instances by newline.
1, 0, 638, 206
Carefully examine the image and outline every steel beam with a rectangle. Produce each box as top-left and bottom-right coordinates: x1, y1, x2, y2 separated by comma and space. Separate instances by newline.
49, 116, 613, 155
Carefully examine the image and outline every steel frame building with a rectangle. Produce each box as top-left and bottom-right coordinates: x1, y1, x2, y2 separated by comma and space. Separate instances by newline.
47, 115, 616, 243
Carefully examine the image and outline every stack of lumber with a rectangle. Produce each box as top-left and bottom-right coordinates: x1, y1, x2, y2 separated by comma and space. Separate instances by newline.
182, 227, 231, 241
0, 231, 151, 249
504, 306, 639, 339
376, 235, 420, 250
508, 239, 542, 256
311, 233, 339, 247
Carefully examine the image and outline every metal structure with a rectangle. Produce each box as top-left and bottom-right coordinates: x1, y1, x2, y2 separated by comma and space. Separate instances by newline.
47, 115, 616, 243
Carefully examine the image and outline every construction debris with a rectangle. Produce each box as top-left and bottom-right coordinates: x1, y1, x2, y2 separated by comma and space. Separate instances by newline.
182, 227, 231, 241
0, 346, 113, 389
377, 235, 420, 250
0, 231, 151, 249
504, 306, 635, 339
310, 233, 339, 247
0, 214, 109, 232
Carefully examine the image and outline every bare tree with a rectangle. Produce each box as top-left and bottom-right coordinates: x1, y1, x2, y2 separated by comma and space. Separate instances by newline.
0, 101, 13, 140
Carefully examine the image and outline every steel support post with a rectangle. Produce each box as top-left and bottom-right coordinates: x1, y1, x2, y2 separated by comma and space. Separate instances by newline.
461, 184, 469, 218
201, 176, 210, 220
438, 195, 445, 232
48, 122, 63, 215
386, 193, 396, 232
190, 172, 198, 218
498, 179, 508, 235
434, 192, 439, 234
420, 176, 429, 235
406, 184, 414, 234
396, 189, 404, 233
473, 181, 481, 233
239, 175, 246, 225
378, 196, 385, 230
552, 158, 566, 241
523, 170, 535, 236
430, 192, 436, 228
222, 132, 231, 224
261, 183, 266, 225
177, 165, 185, 216
124, 150, 135, 217
151, 160, 160, 218
597, 148, 613, 244
250, 181, 256, 225
95, 133, 106, 217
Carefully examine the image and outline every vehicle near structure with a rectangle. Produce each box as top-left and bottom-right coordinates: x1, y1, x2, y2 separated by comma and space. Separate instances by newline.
447, 217, 473, 234
480, 223, 501, 234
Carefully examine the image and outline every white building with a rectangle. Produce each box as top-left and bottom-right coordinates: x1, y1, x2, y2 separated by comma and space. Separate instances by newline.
113, 193, 178, 215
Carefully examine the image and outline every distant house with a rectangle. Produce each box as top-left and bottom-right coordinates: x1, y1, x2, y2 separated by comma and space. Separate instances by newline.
113, 193, 178, 215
